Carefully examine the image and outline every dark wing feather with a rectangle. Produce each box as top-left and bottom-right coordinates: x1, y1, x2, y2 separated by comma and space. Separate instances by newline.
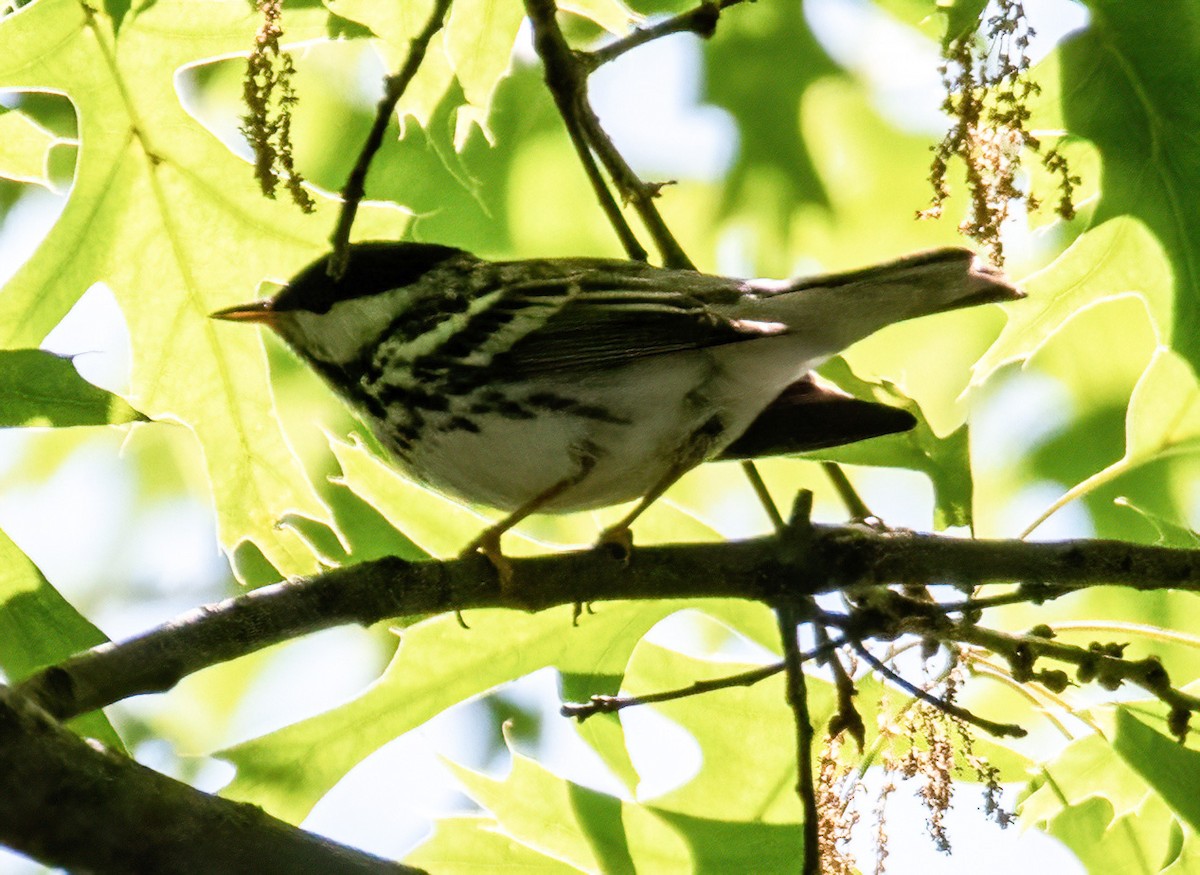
719, 376, 916, 459
495, 308, 782, 376
483, 266, 780, 377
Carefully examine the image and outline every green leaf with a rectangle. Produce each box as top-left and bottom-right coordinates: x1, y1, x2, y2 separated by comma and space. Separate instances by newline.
649, 809, 804, 875
0, 528, 122, 749
1061, 2, 1200, 373
0, 0, 409, 579
1020, 722, 1191, 873
560, 0, 637, 34
406, 816, 585, 873
1112, 708, 1200, 832
1112, 497, 1200, 549
104, 0, 134, 34
1021, 733, 1154, 829
330, 434, 472, 558
0, 349, 145, 427
624, 642, 802, 822
1024, 347, 1200, 537
446, 744, 691, 873
940, 0, 987, 44
435, 736, 818, 874
1034, 795, 1174, 874
0, 106, 61, 188
1163, 834, 1200, 875
1121, 349, 1200, 462
973, 218, 1173, 388
333, 0, 633, 141
703, 0, 837, 235
323, 0, 455, 127
445, 0, 532, 146
811, 357, 974, 529
219, 601, 687, 822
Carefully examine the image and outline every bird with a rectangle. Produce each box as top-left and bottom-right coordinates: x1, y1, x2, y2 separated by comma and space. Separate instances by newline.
212, 243, 1021, 578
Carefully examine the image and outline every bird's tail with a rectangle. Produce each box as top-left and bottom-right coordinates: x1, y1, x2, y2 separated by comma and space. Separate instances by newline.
745, 248, 1023, 356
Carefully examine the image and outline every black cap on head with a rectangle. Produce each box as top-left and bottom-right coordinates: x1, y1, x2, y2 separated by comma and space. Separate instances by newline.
272, 242, 468, 314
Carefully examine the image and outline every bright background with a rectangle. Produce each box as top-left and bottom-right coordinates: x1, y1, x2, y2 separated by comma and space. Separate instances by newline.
4, 0, 1193, 870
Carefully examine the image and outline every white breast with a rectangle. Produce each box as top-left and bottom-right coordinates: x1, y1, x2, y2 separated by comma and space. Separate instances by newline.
396, 340, 814, 513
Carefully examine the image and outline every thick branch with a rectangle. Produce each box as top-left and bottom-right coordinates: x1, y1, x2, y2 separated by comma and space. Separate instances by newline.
0, 685, 420, 874
15, 528, 1200, 722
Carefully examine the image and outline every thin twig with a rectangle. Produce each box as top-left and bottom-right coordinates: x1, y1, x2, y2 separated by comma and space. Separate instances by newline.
327, 0, 453, 278
584, 0, 748, 68
524, 0, 696, 269
821, 461, 875, 522
742, 460, 786, 532
964, 655, 1088, 740
943, 583, 1073, 614
851, 641, 1027, 738
751, 464, 864, 748
561, 635, 846, 720
777, 606, 821, 874
947, 622, 1200, 717
563, 662, 782, 720
816, 624, 865, 748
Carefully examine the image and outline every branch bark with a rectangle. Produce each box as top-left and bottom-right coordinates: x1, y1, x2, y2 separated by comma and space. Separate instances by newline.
0, 685, 422, 874
16, 526, 1200, 722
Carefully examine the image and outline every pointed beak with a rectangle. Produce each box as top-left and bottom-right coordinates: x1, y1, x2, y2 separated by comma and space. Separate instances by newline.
210, 300, 278, 325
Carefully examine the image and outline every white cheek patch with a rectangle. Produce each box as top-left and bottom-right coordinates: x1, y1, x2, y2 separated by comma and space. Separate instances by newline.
283, 293, 412, 364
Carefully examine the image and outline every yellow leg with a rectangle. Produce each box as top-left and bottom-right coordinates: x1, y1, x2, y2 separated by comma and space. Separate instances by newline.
461, 455, 596, 588
596, 464, 690, 561
597, 416, 724, 562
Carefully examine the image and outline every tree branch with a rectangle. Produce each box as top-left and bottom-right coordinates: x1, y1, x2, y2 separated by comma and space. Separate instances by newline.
777, 605, 821, 874
821, 461, 875, 523
947, 621, 1200, 736
327, 0, 454, 278
523, 0, 647, 261
524, 0, 696, 268
851, 642, 1026, 738
561, 660, 786, 720
583, 0, 748, 69
0, 685, 421, 874
16, 527, 1200, 722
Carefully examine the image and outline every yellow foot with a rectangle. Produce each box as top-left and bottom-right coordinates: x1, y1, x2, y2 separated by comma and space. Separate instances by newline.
461, 529, 515, 592
596, 525, 634, 564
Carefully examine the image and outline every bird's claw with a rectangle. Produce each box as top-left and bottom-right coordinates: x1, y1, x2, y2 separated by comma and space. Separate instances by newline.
596, 525, 634, 564
852, 515, 895, 534
461, 530, 515, 592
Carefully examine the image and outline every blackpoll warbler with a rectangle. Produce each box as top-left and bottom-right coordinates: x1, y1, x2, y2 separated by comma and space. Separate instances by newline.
213, 243, 1020, 575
